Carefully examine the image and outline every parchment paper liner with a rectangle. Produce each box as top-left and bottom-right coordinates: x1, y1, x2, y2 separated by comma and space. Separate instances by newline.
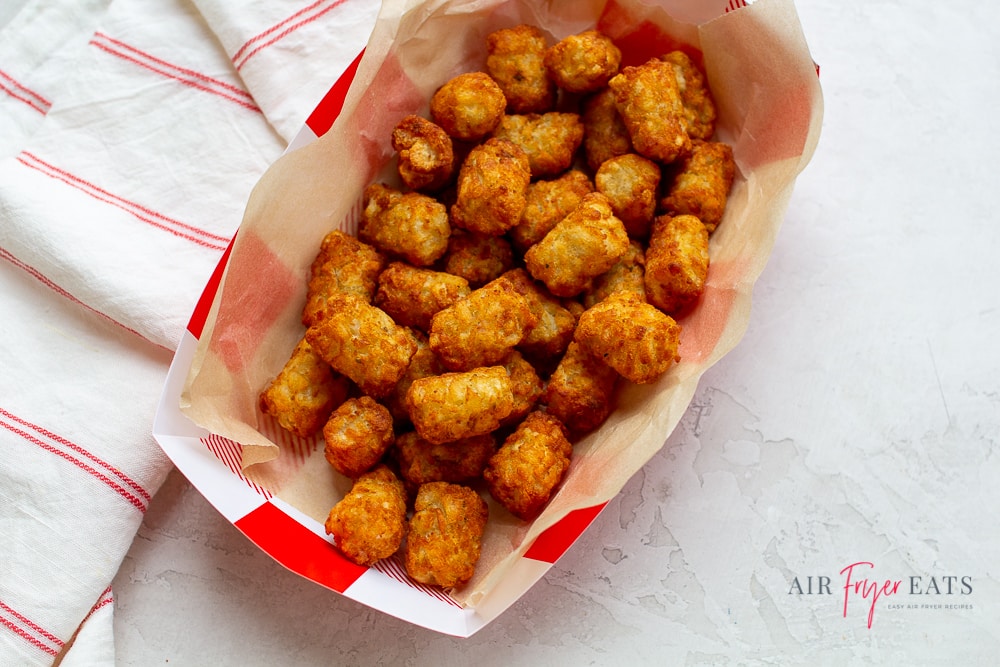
180, 0, 822, 607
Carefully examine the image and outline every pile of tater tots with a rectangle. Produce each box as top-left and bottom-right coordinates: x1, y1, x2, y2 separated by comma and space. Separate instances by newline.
258, 24, 736, 590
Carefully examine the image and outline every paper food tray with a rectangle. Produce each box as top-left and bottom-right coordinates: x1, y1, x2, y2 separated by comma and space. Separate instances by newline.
153, 0, 821, 638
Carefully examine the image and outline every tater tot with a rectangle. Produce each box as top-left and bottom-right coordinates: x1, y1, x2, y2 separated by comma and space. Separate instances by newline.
543, 340, 618, 433
500, 268, 576, 362
325, 465, 407, 567
305, 292, 418, 398
485, 24, 556, 113
395, 431, 495, 486
584, 239, 647, 308
443, 229, 514, 287
510, 169, 593, 252
595, 153, 661, 239
429, 277, 538, 371
582, 87, 632, 172
430, 72, 507, 141
644, 214, 709, 315
661, 51, 716, 141
524, 192, 630, 297
660, 140, 736, 234
501, 350, 544, 425
360, 183, 451, 267
303, 230, 385, 326
451, 138, 531, 237
544, 29, 622, 93
483, 410, 573, 520
404, 366, 514, 444
385, 332, 443, 425
323, 396, 395, 479
574, 292, 681, 384
391, 114, 455, 192
405, 482, 489, 588
492, 112, 584, 178
259, 337, 351, 438
608, 58, 690, 164
375, 261, 471, 332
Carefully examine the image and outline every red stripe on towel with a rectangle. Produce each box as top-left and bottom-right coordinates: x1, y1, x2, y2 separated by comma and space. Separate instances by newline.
0, 407, 151, 503
16, 151, 230, 252
233, 0, 350, 71
0, 600, 64, 655
0, 246, 159, 347
89, 32, 261, 113
0, 411, 148, 513
0, 69, 51, 114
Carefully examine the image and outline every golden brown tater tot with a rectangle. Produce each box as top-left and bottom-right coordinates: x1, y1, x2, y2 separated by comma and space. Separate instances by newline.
259, 337, 351, 438
524, 191, 629, 297
305, 292, 418, 398
325, 465, 407, 567
483, 411, 573, 520
643, 213, 709, 316
405, 482, 489, 588
574, 292, 681, 384
486, 24, 556, 113
323, 396, 395, 479
451, 138, 532, 237
405, 366, 515, 445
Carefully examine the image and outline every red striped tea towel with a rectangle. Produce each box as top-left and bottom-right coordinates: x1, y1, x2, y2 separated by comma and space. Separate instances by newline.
0, 0, 378, 663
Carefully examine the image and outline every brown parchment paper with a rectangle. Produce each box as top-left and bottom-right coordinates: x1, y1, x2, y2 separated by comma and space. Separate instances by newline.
180, 0, 822, 607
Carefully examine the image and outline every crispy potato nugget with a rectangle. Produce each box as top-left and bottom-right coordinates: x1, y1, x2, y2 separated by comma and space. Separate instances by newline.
429, 277, 538, 371
259, 337, 350, 438
575, 292, 681, 384
385, 332, 443, 425
661, 51, 716, 141
395, 431, 495, 486
608, 58, 690, 164
391, 114, 455, 192
543, 340, 618, 434
405, 366, 514, 445
451, 138, 531, 237
305, 293, 418, 398
323, 396, 395, 479
430, 72, 506, 141
644, 214, 710, 316
375, 261, 470, 332
660, 140, 736, 234
501, 268, 576, 362
582, 87, 632, 172
483, 411, 573, 520
303, 230, 385, 326
325, 465, 407, 567
405, 482, 489, 589
595, 153, 661, 239
443, 230, 514, 287
544, 29, 622, 93
501, 350, 544, 425
360, 183, 451, 267
486, 24, 556, 113
510, 169, 593, 252
492, 112, 584, 178
524, 191, 629, 297
584, 239, 646, 308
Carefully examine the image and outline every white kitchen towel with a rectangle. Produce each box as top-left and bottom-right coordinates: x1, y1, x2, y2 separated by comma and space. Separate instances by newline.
0, 0, 378, 663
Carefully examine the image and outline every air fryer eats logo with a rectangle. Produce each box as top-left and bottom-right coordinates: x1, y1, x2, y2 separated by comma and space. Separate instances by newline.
789, 561, 974, 628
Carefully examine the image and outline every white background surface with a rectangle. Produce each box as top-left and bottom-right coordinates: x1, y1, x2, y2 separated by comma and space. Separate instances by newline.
91, 0, 1000, 663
